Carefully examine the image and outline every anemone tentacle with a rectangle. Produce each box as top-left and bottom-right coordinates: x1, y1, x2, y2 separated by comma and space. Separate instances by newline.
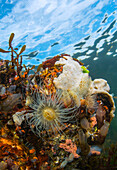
26, 88, 77, 137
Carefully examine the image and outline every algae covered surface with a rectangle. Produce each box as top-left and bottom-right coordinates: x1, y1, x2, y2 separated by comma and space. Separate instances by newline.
0, 33, 117, 170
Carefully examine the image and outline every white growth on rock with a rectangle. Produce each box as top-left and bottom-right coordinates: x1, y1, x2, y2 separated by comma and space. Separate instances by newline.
53, 56, 91, 107
89, 78, 110, 93
53, 56, 89, 90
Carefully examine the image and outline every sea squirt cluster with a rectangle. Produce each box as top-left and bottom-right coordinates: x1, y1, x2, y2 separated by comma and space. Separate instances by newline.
0, 33, 116, 169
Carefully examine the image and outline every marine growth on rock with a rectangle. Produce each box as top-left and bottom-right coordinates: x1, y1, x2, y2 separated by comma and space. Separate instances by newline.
0, 34, 116, 169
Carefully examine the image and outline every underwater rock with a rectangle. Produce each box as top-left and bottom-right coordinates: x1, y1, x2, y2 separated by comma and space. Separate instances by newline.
7, 85, 16, 93
0, 93, 22, 112
0, 85, 6, 95
2, 36, 116, 168
1, 53, 114, 169
25, 55, 115, 143
0, 161, 7, 170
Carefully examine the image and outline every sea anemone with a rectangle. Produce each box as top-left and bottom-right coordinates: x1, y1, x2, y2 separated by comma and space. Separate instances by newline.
85, 94, 98, 110
25, 88, 76, 137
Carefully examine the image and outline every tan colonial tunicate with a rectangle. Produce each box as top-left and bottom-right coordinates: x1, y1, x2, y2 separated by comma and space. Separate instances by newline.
89, 78, 110, 93
78, 129, 87, 145
80, 117, 90, 130
99, 121, 110, 136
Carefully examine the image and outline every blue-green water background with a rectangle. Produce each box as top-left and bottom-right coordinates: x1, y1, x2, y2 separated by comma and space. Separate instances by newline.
0, 0, 117, 144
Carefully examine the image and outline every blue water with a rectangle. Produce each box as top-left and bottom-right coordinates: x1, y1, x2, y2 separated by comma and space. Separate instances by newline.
0, 0, 117, 143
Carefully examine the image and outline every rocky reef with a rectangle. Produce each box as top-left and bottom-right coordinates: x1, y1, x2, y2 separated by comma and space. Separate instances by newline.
0, 33, 116, 169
